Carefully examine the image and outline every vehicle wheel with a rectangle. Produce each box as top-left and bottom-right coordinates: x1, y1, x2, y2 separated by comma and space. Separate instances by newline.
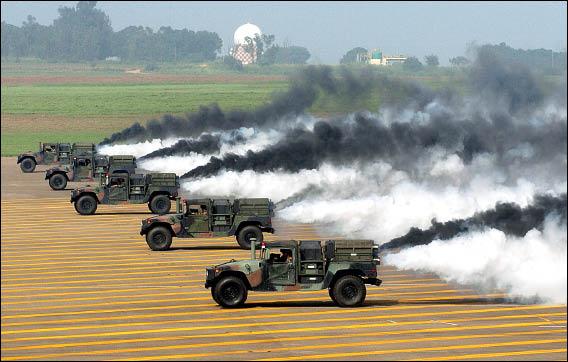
211, 286, 221, 305
20, 158, 36, 173
74, 195, 97, 215
212, 276, 248, 308
328, 287, 337, 304
236, 225, 263, 250
149, 195, 171, 214
49, 174, 67, 190
146, 226, 173, 251
331, 275, 366, 307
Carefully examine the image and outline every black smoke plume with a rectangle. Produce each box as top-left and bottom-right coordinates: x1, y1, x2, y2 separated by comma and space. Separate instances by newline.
99, 66, 435, 146
180, 110, 567, 179
380, 193, 567, 251
138, 131, 246, 161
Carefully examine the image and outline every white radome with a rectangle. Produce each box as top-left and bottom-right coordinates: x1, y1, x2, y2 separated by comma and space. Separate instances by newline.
233, 23, 262, 45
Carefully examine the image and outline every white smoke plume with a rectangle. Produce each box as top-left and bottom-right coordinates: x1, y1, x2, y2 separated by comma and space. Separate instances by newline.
384, 217, 567, 304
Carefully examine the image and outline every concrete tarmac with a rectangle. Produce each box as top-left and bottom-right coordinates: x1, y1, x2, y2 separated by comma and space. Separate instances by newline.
1, 157, 566, 360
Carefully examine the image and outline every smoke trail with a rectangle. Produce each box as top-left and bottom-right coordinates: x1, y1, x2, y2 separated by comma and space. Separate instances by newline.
385, 216, 567, 303
181, 110, 566, 179
99, 66, 420, 145
380, 193, 567, 251
138, 130, 248, 160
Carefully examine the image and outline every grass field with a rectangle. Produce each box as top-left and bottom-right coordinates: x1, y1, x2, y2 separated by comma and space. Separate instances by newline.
1, 59, 467, 156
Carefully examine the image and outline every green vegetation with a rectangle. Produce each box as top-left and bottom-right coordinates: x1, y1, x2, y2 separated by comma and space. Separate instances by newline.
0, 58, 477, 156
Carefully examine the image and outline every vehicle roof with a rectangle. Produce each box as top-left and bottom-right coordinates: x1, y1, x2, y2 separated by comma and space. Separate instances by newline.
263, 240, 298, 248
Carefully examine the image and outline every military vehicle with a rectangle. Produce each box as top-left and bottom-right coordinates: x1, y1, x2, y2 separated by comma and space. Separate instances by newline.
70, 171, 179, 215
140, 198, 274, 251
45, 155, 136, 191
205, 239, 381, 308
17, 142, 95, 173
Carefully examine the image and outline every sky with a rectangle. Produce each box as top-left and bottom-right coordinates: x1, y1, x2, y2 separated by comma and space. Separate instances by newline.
1, 1, 566, 65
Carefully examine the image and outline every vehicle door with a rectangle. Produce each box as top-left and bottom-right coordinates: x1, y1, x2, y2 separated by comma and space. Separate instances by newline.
108, 175, 128, 202
186, 203, 210, 233
43, 143, 57, 163
58, 144, 71, 164
74, 158, 92, 179
266, 247, 296, 285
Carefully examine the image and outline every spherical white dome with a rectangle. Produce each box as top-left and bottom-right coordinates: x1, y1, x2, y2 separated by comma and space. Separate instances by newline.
233, 23, 262, 45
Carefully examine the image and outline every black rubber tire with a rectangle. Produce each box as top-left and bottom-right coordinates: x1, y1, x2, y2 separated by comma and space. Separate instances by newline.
331, 275, 366, 308
149, 195, 171, 214
49, 173, 67, 190
20, 158, 36, 173
74, 195, 98, 215
236, 225, 263, 250
145, 226, 173, 251
328, 287, 338, 304
212, 276, 248, 308
211, 286, 221, 305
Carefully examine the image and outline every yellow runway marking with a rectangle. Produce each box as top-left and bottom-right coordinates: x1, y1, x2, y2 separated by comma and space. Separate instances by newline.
3, 328, 565, 361
0, 320, 563, 356
0, 292, 508, 314
255, 338, 567, 361
0, 287, 471, 310
407, 348, 568, 361
2, 308, 563, 341
2, 289, 479, 327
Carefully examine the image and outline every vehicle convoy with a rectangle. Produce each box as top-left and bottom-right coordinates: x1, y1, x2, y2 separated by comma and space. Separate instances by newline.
71, 171, 179, 215
45, 155, 136, 191
140, 198, 274, 251
205, 239, 381, 308
17, 142, 95, 173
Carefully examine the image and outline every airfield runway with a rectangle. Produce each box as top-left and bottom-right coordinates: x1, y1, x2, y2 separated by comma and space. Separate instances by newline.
1, 157, 566, 360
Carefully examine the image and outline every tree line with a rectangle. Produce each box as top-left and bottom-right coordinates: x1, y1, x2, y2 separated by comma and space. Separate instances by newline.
339, 43, 566, 75
2, 1, 222, 62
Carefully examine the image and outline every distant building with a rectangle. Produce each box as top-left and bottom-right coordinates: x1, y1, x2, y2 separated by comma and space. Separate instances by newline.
230, 23, 262, 65
358, 49, 407, 66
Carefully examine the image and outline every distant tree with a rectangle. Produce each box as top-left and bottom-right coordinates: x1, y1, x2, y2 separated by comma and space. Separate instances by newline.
262, 45, 310, 64
424, 54, 439, 67
449, 56, 470, 67
51, 1, 113, 61
222, 55, 243, 71
403, 56, 423, 71
243, 33, 275, 63
340, 47, 368, 64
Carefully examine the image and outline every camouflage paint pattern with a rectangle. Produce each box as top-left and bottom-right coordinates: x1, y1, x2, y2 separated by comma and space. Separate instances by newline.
70, 173, 178, 207
205, 240, 382, 293
140, 198, 274, 238
17, 143, 93, 167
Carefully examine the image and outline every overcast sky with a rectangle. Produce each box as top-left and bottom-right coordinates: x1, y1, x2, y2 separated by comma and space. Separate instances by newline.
2, 1, 566, 64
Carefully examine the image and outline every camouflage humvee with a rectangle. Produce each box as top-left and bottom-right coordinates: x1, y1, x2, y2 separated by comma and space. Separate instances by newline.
205, 239, 381, 308
45, 155, 136, 191
140, 198, 274, 250
17, 142, 95, 173
70, 171, 179, 215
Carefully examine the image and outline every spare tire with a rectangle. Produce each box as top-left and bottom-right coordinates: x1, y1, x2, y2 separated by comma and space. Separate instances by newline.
236, 225, 263, 250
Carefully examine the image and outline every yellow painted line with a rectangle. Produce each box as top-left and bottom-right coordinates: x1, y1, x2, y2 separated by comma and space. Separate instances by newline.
406, 348, 568, 361
0, 321, 562, 357
2, 305, 561, 338
254, 338, 567, 361
5, 295, 517, 321
0, 286, 457, 310
4, 327, 566, 361
1, 280, 444, 302
2, 311, 564, 344
0, 292, 509, 315
2, 289, 472, 326
113, 329, 568, 361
